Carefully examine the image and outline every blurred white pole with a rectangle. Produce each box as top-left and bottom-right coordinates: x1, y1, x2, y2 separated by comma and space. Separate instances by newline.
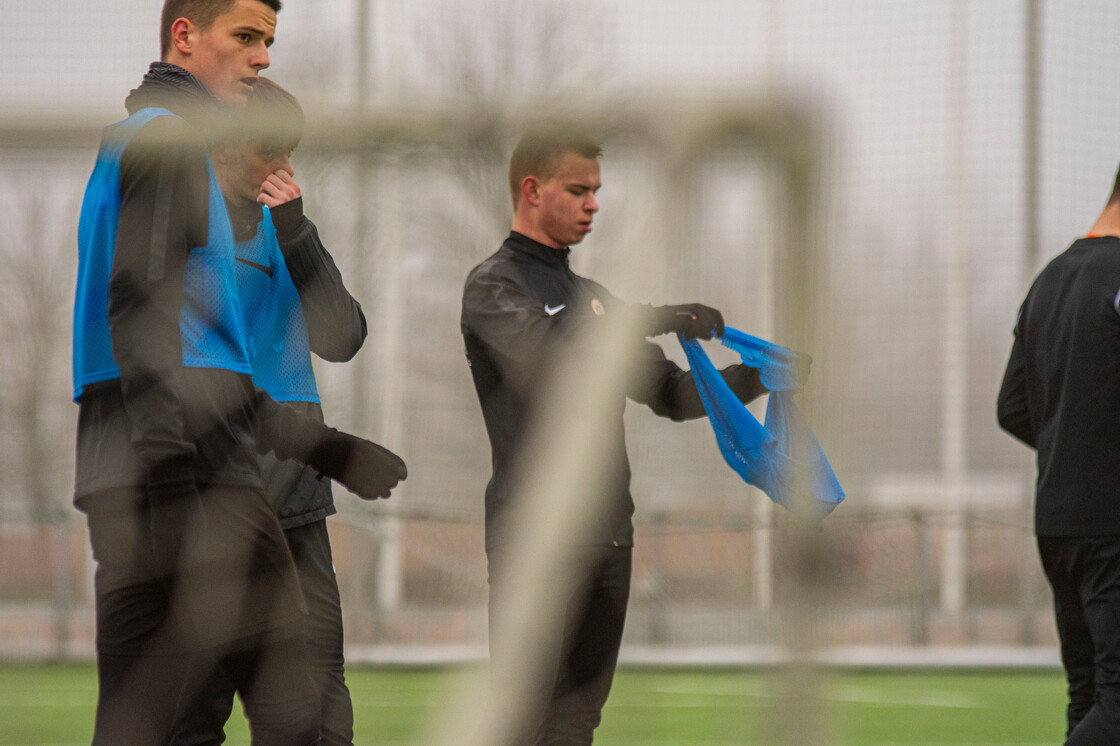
1018, 0, 1043, 645
346, 0, 406, 614
371, 0, 407, 612
343, 0, 375, 616
349, 0, 372, 435
940, 0, 969, 617
750, 0, 785, 615
780, 157, 829, 743
374, 147, 406, 610
1024, 0, 1042, 274
767, 17, 827, 734
752, 158, 775, 612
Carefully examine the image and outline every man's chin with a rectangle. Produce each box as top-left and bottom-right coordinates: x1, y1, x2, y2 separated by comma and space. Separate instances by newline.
213, 93, 247, 106
216, 83, 254, 106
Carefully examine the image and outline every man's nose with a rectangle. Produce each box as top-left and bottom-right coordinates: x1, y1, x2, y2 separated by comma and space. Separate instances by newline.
253, 43, 270, 70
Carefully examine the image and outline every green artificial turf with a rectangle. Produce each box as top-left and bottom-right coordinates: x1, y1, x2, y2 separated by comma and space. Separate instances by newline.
0, 663, 1068, 744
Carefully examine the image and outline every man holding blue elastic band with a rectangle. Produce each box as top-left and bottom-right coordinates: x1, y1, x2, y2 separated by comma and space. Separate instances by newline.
460, 124, 776, 744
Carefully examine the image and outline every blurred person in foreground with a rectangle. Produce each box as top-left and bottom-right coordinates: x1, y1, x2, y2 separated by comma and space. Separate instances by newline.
998, 165, 1120, 744
460, 124, 797, 744
72, 1, 404, 743
170, 77, 366, 746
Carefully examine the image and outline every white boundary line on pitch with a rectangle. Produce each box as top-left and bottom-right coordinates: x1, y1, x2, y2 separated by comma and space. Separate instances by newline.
344, 644, 1062, 670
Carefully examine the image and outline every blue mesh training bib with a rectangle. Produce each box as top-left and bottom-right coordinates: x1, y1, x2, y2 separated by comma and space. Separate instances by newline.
235, 207, 320, 403
73, 107, 251, 401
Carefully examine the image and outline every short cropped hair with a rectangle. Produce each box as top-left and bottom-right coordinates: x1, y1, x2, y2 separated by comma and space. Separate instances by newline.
160, 0, 282, 60
232, 77, 304, 150
509, 124, 603, 207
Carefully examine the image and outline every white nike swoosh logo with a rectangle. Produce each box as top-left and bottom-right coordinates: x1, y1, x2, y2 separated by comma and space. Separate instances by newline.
544, 303, 566, 316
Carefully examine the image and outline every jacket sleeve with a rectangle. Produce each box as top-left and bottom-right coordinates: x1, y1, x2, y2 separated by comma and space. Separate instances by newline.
108, 116, 211, 483
590, 280, 769, 421
252, 386, 333, 460
463, 270, 767, 420
626, 340, 768, 421
997, 312, 1036, 448
271, 198, 367, 362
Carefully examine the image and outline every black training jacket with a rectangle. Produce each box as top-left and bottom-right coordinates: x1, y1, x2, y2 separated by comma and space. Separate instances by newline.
998, 236, 1120, 537
75, 64, 339, 505
228, 197, 367, 529
461, 231, 766, 549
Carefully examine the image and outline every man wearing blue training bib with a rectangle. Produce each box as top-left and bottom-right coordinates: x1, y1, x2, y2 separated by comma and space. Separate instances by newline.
171, 78, 368, 746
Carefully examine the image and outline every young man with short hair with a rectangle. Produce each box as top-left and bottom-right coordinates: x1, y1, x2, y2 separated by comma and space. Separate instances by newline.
73, 2, 404, 743
460, 125, 777, 743
171, 77, 365, 746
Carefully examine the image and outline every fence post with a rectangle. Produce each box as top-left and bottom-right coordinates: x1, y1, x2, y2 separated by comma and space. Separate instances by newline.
52, 513, 72, 661
914, 509, 930, 646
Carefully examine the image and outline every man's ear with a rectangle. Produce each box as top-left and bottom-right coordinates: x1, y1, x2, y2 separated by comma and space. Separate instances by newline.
168, 17, 195, 59
521, 176, 541, 207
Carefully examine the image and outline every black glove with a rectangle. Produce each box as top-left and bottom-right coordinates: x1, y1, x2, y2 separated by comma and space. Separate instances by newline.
647, 303, 725, 340
307, 430, 407, 500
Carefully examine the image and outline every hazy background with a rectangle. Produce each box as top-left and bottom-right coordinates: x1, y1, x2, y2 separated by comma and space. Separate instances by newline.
1, 0, 1118, 661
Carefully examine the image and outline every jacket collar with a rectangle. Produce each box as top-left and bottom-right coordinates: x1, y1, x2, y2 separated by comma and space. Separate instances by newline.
226, 198, 264, 242
506, 231, 570, 269
124, 62, 224, 131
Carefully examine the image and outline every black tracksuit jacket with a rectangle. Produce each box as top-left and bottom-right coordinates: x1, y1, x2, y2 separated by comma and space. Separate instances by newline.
227, 197, 367, 528
461, 231, 767, 549
998, 235, 1120, 537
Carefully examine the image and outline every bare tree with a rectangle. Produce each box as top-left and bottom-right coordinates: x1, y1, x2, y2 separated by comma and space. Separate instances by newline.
401, 0, 611, 235
0, 168, 81, 523
389, 0, 616, 499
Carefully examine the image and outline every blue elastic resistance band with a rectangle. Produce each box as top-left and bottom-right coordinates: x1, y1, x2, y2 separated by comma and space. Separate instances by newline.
679, 326, 844, 525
